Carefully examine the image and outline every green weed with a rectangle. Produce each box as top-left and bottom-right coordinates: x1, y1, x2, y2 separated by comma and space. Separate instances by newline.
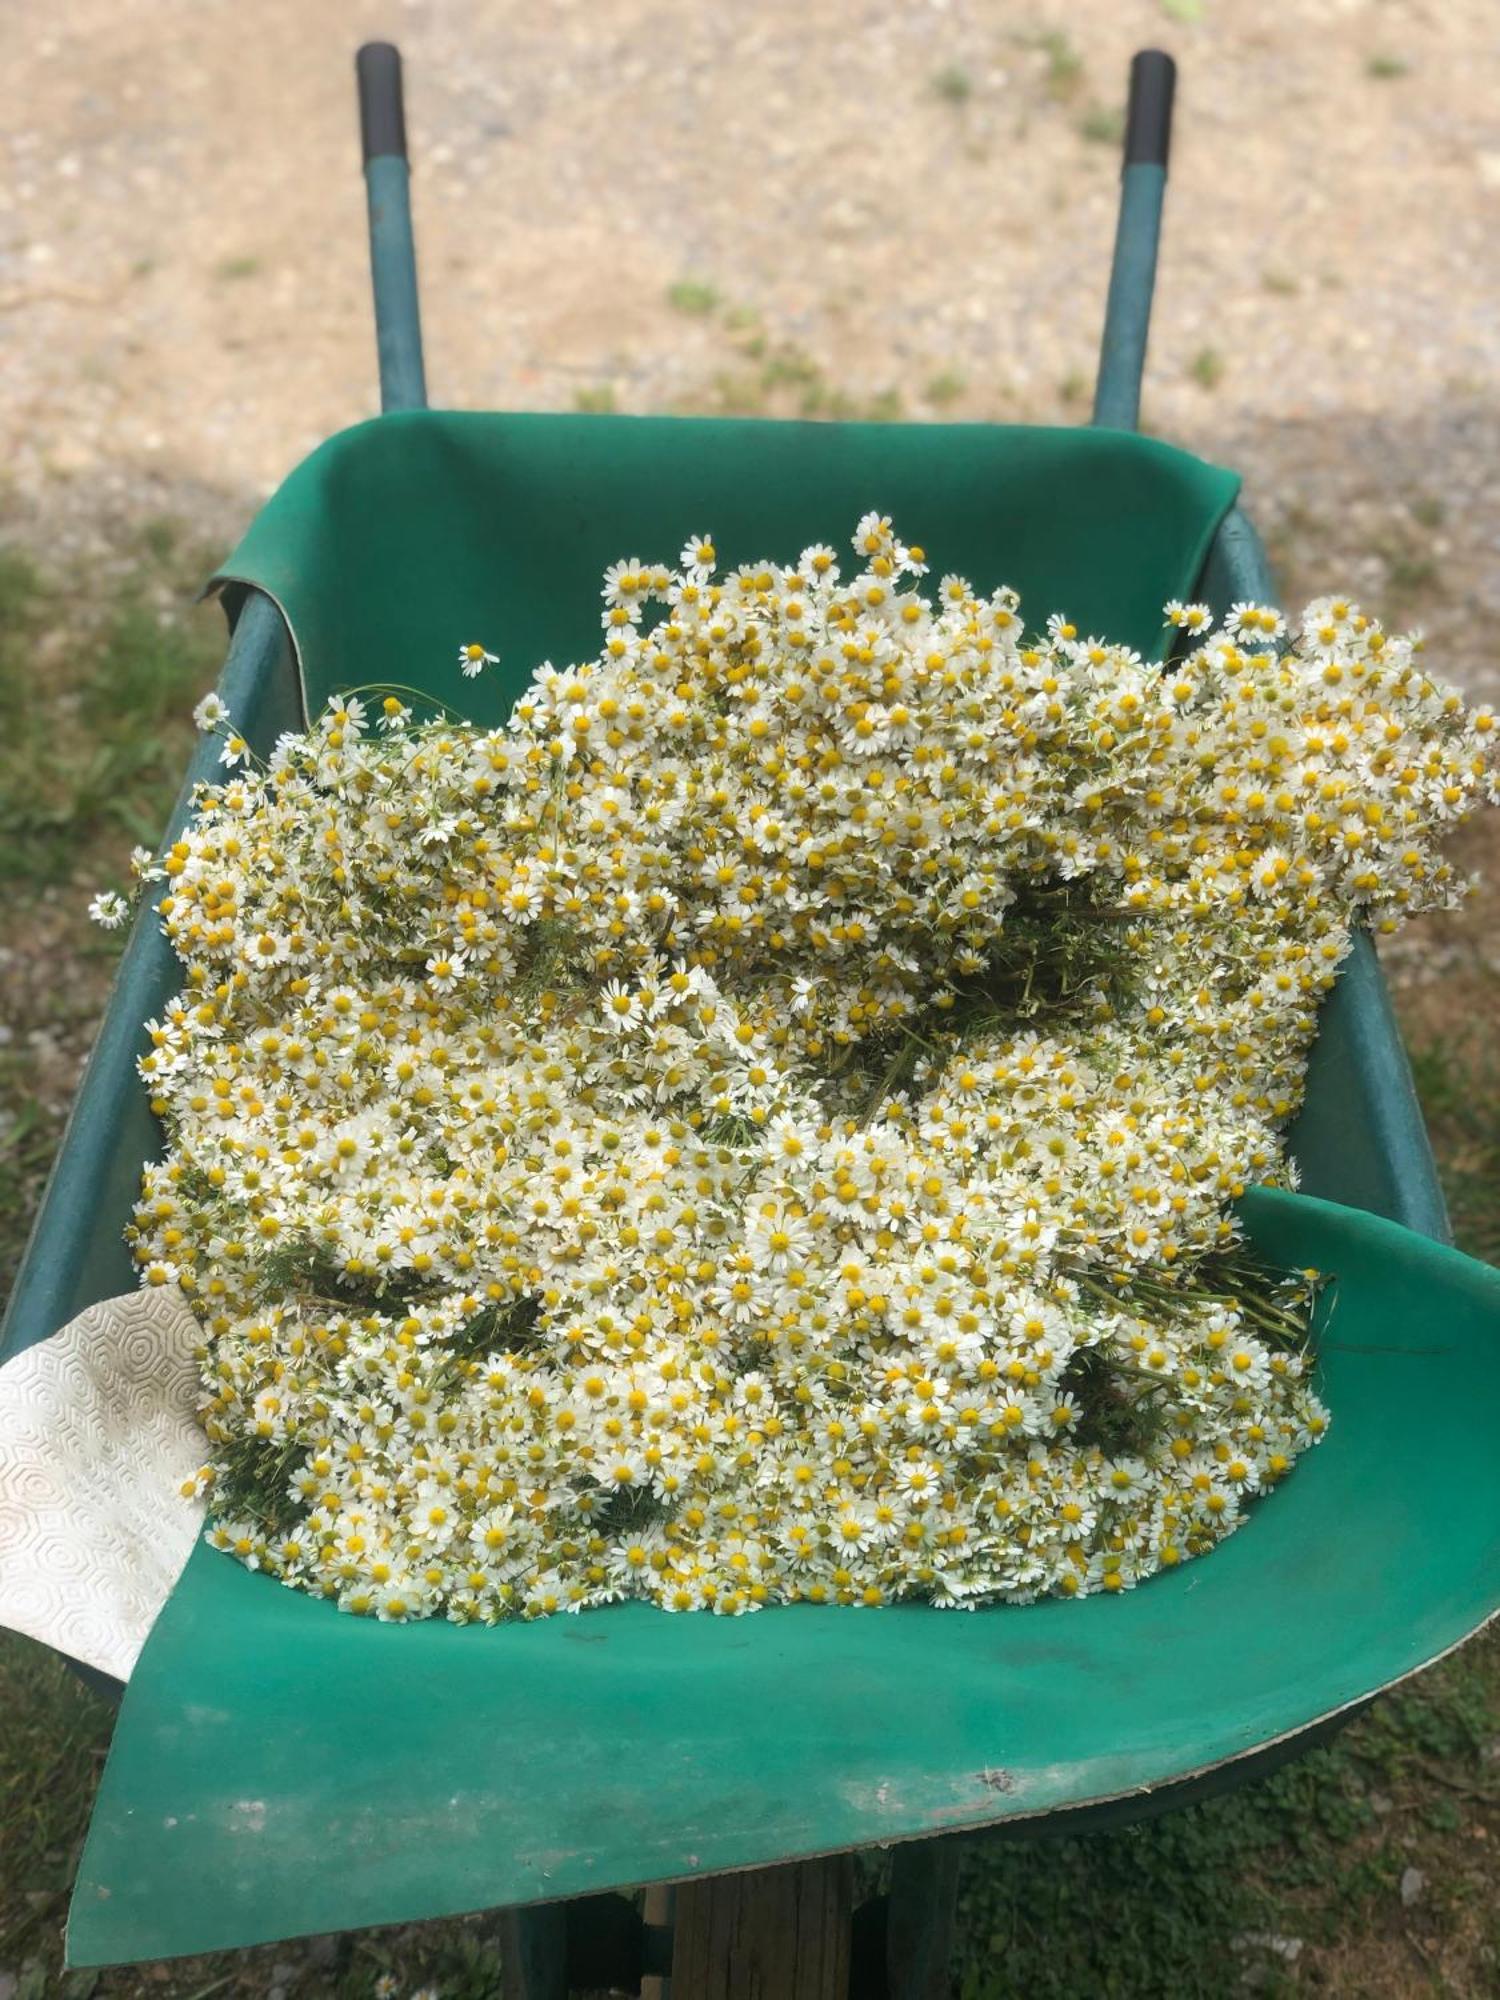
1377, 531, 1440, 605
932, 63, 974, 106
0, 539, 220, 886
1078, 103, 1124, 145
666, 278, 720, 316
1409, 1030, 1500, 1262
1036, 30, 1083, 99
1058, 367, 1088, 406
573, 383, 619, 414
864, 387, 904, 424
925, 369, 967, 407
956, 1625, 1500, 1996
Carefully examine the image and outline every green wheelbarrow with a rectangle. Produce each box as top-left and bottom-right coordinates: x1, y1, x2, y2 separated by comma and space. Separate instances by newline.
3, 43, 1498, 1999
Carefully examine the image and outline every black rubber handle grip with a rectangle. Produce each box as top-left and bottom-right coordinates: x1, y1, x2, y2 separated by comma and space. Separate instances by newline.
1123, 49, 1176, 172
357, 42, 408, 165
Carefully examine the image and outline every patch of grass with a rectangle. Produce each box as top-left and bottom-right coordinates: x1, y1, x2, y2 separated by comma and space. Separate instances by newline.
0, 542, 43, 632
1057, 367, 1088, 407
703, 368, 769, 418
924, 369, 967, 408
573, 383, 618, 414
1366, 53, 1410, 80
212, 253, 261, 282
666, 278, 720, 316
1384, 549, 1439, 598
0, 1061, 63, 1301
1409, 1029, 1500, 1262
0, 1633, 116, 1978
1375, 527, 1440, 607
696, 337, 899, 425
932, 63, 974, 106
760, 344, 824, 398
1035, 29, 1083, 99
140, 514, 181, 562
0, 534, 221, 885
864, 387, 904, 424
1189, 345, 1225, 389
1258, 498, 1328, 596
1409, 494, 1446, 531
1261, 268, 1298, 296
1077, 103, 1124, 146
956, 1624, 1500, 1997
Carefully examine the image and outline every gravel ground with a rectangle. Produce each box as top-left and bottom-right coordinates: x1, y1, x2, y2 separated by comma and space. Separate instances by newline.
3, 0, 1500, 688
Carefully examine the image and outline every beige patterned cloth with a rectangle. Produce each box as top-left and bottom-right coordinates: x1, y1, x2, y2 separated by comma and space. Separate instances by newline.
0, 1290, 208, 1682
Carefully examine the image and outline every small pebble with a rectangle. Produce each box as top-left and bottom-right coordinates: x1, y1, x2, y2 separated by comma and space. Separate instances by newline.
1233, 1931, 1303, 1963
1400, 1865, 1426, 1907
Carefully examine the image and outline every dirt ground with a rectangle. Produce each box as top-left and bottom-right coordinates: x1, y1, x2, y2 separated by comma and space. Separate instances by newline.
3, 0, 1500, 694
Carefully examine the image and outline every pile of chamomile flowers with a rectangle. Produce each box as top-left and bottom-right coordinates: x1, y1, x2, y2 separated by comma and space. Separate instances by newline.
112, 514, 1496, 1622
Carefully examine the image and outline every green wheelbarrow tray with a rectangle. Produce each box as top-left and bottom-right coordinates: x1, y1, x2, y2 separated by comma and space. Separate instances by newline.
59, 1191, 1500, 1966
1, 406, 1496, 1970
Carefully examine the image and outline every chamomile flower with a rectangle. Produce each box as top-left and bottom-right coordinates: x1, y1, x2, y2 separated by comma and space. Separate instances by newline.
1226, 602, 1286, 643
135, 517, 1495, 1625
600, 980, 640, 1032
88, 889, 130, 930
797, 543, 839, 587
424, 948, 467, 989
193, 691, 229, 732
458, 642, 499, 678
1164, 600, 1213, 634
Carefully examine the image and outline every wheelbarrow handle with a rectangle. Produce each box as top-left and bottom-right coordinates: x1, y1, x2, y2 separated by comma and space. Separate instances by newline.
1092, 48, 1177, 431
1123, 47, 1175, 173
357, 41, 409, 164
355, 42, 428, 412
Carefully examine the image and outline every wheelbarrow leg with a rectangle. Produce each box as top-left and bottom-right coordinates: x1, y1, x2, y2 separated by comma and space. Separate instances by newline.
669, 1855, 853, 1997
496, 1903, 567, 2000
640, 1882, 675, 1998
886, 1839, 962, 2000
